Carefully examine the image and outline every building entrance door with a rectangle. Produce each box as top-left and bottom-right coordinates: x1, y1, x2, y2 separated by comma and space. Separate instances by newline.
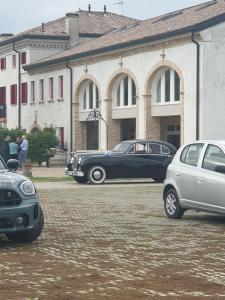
87, 121, 99, 150
120, 119, 136, 141
161, 116, 180, 148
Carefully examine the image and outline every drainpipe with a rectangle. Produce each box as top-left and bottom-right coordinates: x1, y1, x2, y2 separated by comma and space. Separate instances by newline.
191, 31, 200, 140
13, 42, 21, 129
66, 63, 73, 152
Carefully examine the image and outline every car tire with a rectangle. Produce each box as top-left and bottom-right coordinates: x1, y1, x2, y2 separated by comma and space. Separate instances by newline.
73, 176, 88, 184
164, 188, 184, 219
88, 165, 106, 185
6, 207, 44, 243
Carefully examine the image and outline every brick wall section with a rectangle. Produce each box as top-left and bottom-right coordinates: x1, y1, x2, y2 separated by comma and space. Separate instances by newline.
105, 99, 120, 149
144, 95, 161, 140
73, 98, 87, 151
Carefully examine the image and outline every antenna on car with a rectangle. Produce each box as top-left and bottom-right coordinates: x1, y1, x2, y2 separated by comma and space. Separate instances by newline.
113, 1, 124, 15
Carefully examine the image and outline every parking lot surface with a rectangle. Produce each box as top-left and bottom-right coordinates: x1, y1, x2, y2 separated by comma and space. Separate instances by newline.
1, 182, 225, 299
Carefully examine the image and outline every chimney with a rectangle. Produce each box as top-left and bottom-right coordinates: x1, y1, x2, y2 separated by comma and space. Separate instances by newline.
104, 5, 107, 14
41, 23, 45, 32
88, 4, 91, 14
65, 13, 80, 48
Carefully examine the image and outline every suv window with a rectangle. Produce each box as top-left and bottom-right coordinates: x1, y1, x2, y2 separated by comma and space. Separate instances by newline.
202, 144, 225, 172
180, 143, 203, 166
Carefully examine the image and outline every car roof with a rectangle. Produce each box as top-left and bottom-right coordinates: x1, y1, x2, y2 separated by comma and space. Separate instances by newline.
187, 140, 225, 146
121, 139, 177, 149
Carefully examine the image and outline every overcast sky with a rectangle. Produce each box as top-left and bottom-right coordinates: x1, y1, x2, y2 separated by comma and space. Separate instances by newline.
1, 0, 206, 34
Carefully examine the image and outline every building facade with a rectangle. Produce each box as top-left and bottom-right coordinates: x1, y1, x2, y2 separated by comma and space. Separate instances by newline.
1, 1, 225, 151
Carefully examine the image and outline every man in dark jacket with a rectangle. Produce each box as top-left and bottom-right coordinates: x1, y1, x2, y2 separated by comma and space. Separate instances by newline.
2, 135, 10, 163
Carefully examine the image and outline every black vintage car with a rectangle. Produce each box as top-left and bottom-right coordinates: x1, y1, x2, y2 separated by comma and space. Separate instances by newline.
66, 140, 177, 184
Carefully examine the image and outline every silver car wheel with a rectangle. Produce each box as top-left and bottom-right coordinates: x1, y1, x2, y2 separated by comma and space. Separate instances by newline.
164, 188, 185, 219
166, 193, 177, 215
88, 165, 106, 184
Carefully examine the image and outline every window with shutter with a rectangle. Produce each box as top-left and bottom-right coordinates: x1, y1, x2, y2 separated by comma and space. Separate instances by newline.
0, 58, 6, 70
10, 84, 17, 105
21, 52, 26, 65
21, 82, 27, 104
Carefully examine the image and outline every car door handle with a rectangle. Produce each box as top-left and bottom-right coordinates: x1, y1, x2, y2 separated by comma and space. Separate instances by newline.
175, 173, 180, 177
197, 178, 204, 184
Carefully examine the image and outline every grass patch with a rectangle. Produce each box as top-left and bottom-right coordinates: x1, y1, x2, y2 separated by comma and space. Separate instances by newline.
31, 176, 73, 182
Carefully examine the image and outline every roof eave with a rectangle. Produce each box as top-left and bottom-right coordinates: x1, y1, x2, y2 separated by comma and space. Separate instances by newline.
24, 12, 225, 71
0, 34, 69, 47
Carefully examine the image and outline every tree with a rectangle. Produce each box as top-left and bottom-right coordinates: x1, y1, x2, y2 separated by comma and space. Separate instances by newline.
28, 128, 58, 166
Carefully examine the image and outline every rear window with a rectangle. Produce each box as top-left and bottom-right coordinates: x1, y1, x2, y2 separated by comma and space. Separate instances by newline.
180, 144, 204, 166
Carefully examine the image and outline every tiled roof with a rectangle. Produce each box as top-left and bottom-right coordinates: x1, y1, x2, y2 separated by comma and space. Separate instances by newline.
25, 0, 225, 69
0, 10, 138, 44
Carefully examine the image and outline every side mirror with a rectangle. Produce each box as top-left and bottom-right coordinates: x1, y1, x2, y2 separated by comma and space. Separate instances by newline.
7, 159, 19, 171
215, 165, 225, 174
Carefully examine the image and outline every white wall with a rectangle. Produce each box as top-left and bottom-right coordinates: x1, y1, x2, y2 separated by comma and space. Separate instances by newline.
201, 22, 225, 140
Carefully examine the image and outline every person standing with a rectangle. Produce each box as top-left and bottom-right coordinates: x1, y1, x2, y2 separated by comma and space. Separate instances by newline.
9, 138, 19, 159
19, 135, 28, 168
2, 135, 11, 163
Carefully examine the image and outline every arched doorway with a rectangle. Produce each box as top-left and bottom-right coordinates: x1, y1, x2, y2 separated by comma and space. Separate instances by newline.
107, 72, 137, 148
145, 63, 184, 148
74, 78, 100, 150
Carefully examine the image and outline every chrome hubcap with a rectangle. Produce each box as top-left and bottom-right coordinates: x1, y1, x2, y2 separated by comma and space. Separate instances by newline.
93, 170, 102, 180
166, 193, 177, 215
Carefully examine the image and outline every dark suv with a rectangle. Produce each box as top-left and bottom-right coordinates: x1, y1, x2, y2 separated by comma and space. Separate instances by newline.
0, 157, 44, 243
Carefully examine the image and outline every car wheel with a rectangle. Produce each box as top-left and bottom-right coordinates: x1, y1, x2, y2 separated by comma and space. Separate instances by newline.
88, 165, 106, 185
73, 176, 88, 184
164, 188, 184, 219
6, 207, 44, 243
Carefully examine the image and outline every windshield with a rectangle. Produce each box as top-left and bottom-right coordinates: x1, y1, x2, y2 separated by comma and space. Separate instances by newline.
112, 142, 131, 153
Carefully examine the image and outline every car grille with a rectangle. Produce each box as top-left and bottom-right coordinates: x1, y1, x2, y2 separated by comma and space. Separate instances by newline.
0, 190, 21, 207
73, 156, 78, 169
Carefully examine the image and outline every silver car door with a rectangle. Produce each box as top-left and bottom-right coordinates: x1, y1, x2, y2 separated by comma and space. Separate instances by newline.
176, 143, 204, 204
196, 144, 225, 213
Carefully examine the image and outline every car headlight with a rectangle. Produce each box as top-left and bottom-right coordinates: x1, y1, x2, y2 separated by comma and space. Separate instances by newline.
78, 157, 83, 164
20, 181, 36, 196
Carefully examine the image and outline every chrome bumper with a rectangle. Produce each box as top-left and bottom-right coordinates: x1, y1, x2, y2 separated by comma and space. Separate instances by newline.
65, 168, 84, 177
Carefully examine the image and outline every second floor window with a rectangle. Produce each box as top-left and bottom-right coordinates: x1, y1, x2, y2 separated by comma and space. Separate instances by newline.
10, 84, 17, 105
155, 68, 180, 104
58, 75, 63, 99
114, 75, 136, 108
12, 54, 16, 68
49, 78, 54, 100
21, 52, 26, 65
39, 79, 44, 101
31, 81, 35, 102
81, 81, 99, 111
0, 57, 6, 70
0, 87, 6, 104
21, 82, 27, 104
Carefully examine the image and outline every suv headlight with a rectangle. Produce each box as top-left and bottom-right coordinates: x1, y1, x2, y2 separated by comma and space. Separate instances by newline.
20, 181, 36, 196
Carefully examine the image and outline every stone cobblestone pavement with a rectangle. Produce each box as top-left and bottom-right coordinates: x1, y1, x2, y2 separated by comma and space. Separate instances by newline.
1, 182, 225, 299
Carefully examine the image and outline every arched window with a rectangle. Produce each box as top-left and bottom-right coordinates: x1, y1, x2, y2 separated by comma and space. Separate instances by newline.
81, 81, 99, 111
114, 75, 136, 107
155, 68, 180, 104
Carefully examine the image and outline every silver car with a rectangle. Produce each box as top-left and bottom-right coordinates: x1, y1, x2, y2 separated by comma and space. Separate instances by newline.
163, 141, 225, 219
